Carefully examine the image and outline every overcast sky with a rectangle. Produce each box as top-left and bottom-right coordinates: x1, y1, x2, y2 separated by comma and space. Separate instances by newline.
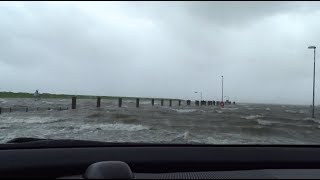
1, 1, 320, 104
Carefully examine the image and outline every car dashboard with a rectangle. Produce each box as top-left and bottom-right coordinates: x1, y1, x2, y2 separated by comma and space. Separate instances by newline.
60, 169, 320, 179
0, 144, 320, 179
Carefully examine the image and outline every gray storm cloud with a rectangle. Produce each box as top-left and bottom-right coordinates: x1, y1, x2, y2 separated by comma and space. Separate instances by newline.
1, 1, 320, 104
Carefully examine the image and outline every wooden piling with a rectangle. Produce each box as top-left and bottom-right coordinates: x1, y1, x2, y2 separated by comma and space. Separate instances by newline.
213, 101, 216, 106
161, 99, 164, 106
187, 100, 191, 106
179, 100, 181, 106
26, 107, 28, 112
195, 101, 200, 106
151, 99, 154, 106
10, 107, 12, 112
119, 98, 122, 107
0, 108, 1, 114
136, 98, 139, 108
97, 97, 101, 107
169, 100, 172, 106
72, 96, 76, 109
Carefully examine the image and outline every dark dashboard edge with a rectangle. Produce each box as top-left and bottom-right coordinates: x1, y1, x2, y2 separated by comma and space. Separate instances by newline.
1, 143, 320, 150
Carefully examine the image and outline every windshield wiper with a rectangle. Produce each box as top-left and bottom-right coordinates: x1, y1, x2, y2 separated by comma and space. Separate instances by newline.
3, 137, 182, 149
3, 137, 123, 149
2, 137, 208, 150
7, 137, 51, 143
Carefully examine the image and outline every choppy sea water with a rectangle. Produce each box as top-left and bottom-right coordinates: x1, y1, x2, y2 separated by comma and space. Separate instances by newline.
1, 98, 320, 144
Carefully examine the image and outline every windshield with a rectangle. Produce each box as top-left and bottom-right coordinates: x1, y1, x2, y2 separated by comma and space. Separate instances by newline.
1, 1, 320, 145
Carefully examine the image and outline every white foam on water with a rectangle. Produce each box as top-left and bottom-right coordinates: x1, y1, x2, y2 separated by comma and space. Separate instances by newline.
223, 107, 239, 110
170, 131, 190, 143
3, 116, 57, 124
80, 123, 149, 132
41, 101, 54, 104
299, 110, 306, 114
0, 99, 8, 104
265, 108, 271, 111
256, 119, 274, 126
206, 136, 234, 144
0, 125, 11, 129
303, 117, 315, 121
247, 107, 259, 110
303, 117, 320, 124
174, 109, 197, 113
241, 115, 264, 120
182, 131, 190, 141
285, 110, 297, 113
140, 102, 150, 105
216, 110, 223, 113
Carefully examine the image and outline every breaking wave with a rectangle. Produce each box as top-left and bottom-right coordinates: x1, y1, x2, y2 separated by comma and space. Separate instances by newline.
79, 123, 149, 132
241, 115, 264, 120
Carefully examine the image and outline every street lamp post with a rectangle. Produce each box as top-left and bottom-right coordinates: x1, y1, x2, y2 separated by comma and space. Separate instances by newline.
308, 46, 316, 118
221, 75, 224, 102
194, 91, 202, 102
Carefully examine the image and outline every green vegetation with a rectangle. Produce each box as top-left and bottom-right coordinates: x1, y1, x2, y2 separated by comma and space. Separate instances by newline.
0, 91, 182, 101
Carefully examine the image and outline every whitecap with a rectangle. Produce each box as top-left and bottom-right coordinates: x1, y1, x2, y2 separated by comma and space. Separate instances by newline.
0, 99, 8, 104
206, 136, 233, 144
265, 108, 271, 111
4, 116, 57, 124
256, 119, 274, 126
183, 131, 190, 140
41, 101, 54, 104
241, 115, 264, 120
170, 131, 190, 143
285, 110, 297, 113
303, 117, 320, 124
0, 125, 11, 129
139, 101, 150, 105
80, 123, 149, 132
223, 108, 239, 110
175, 109, 197, 113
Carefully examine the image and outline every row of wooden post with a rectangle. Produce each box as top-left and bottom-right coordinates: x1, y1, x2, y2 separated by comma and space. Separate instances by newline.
1, 107, 13, 114
0, 97, 235, 114
70, 97, 235, 109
